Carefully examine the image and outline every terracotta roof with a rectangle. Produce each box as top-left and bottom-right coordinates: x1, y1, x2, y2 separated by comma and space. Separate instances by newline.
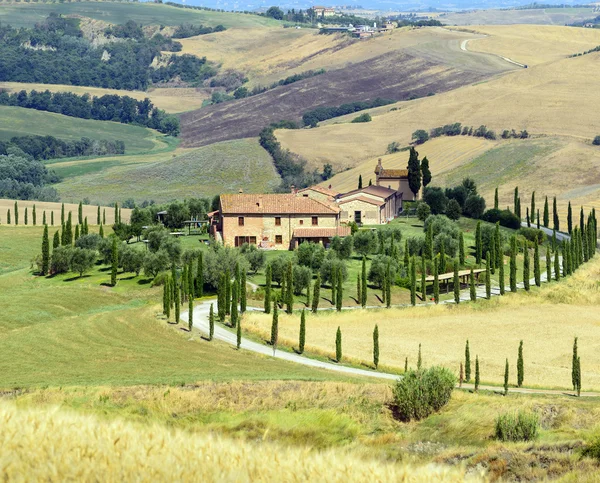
337, 185, 398, 200
294, 226, 352, 238
337, 195, 385, 207
374, 163, 409, 178
298, 185, 339, 197
207, 210, 219, 217
220, 194, 340, 215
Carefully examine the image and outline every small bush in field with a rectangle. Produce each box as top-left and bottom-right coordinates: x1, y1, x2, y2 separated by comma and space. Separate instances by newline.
392, 366, 455, 421
494, 410, 539, 442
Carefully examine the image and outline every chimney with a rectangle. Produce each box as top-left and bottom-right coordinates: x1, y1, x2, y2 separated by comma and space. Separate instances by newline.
290, 184, 297, 195
239, 188, 244, 193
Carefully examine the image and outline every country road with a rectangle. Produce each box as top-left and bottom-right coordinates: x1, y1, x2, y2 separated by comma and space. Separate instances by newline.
461, 38, 527, 68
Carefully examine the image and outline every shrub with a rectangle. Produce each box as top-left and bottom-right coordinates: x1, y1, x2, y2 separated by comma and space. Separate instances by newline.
406, 236, 425, 256
241, 243, 266, 273
50, 246, 74, 274
423, 187, 448, 215
75, 233, 102, 250
494, 410, 539, 442
424, 215, 460, 240
330, 235, 353, 259
463, 194, 486, 219
581, 435, 600, 460
351, 113, 372, 123
482, 209, 521, 229
295, 242, 325, 270
518, 227, 545, 245
411, 129, 429, 145
446, 199, 462, 221
593, 136, 600, 146
292, 264, 312, 294
392, 367, 456, 421
353, 230, 378, 256
387, 141, 401, 153
319, 255, 347, 286
70, 248, 96, 277
416, 202, 431, 222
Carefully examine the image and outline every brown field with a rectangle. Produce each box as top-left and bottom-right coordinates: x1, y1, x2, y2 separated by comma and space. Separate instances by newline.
244, 256, 600, 391
0, 82, 208, 114
180, 27, 513, 148
0, 199, 130, 225
441, 7, 596, 26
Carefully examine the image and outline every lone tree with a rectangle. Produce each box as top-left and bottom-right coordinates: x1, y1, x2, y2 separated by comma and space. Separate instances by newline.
504, 359, 509, 395
209, 303, 215, 340
514, 187, 519, 215
335, 326, 342, 363
41, 225, 49, 276
543, 196, 549, 228
110, 237, 118, 286
270, 301, 279, 355
312, 273, 321, 313
14, 201, 19, 225
421, 156, 432, 187
264, 264, 272, 314
407, 147, 421, 199
373, 324, 379, 369
553, 196, 560, 231
475, 356, 480, 392
572, 337, 579, 391
465, 339, 471, 382
494, 187, 499, 210
299, 309, 306, 354
517, 340, 524, 387
236, 317, 242, 349
358, 174, 363, 189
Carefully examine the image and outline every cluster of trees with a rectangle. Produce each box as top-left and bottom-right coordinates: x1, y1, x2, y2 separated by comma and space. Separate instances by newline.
0, 15, 218, 91
172, 23, 226, 38
259, 122, 333, 191
0, 90, 180, 136
232, 69, 326, 100
0, 151, 59, 201
302, 98, 394, 128
420, 178, 487, 222
411, 123, 529, 145
264, 6, 371, 25
1, 135, 124, 161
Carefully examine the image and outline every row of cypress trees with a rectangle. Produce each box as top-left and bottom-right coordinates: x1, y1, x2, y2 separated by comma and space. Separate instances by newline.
5, 202, 112, 226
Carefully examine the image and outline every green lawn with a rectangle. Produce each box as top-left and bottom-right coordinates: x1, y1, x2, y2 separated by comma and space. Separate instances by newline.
0, 225, 352, 388
0, 2, 279, 28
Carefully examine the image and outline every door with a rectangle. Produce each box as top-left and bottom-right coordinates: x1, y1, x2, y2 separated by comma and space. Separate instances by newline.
354, 211, 362, 224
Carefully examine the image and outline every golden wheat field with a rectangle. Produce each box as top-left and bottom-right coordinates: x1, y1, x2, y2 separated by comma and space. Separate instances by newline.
244, 256, 600, 391
0, 403, 480, 482
0, 199, 130, 225
0, 82, 208, 114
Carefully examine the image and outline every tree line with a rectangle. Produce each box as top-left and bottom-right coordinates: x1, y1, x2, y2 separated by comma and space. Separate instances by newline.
0, 89, 180, 136
0, 151, 59, 201
411, 123, 529, 145
302, 98, 394, 128
1, 135, 125, 161
172, 23, 226, 38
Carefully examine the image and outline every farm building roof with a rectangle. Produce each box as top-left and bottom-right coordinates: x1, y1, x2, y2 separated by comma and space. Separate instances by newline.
337, 195, 385, 207
375, 167, 409, 178
337, 185, 398, 200
298, 185, 340, 197
294, 226, 352, 238
220, 194, 340, 215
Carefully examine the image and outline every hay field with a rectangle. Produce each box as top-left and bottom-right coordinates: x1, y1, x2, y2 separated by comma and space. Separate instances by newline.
460, 25, 600, 67
441, 7, 595, 26
244, 255, 600, 391
0, 199, 130, 226
0, 82, 208, 114
0, 403, 475, 482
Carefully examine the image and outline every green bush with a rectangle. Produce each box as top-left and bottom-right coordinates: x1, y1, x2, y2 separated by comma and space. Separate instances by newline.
518, 227, 545, 245
392, 366, 456, 421
593, 136, 600, 146
351, 113, 372, 123
581, 435, 600, 459
494, 410, 539, 442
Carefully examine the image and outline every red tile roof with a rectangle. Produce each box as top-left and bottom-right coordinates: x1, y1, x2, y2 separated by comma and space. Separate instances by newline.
298, 186, 339, 197
294, 226, 352, 238
337, 195, 385, 207
220, 194, 340, 215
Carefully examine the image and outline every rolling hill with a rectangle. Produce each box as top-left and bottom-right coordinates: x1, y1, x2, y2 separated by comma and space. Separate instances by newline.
441, 7, 596, 26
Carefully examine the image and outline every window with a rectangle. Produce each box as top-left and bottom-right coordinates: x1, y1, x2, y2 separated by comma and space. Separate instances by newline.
303, 194, 309, 197
275, 217, 281, 226
312, 216, 318, 226
275, 235, 283, 244
238, 217, 244, 226
299, 219, 304, 225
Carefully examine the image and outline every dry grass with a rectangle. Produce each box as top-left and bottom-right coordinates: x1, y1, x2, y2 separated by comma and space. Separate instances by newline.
0, 402, 479, 482
0, 199, 130, 225
0, 82, 208, 114
243, 256, 600, 391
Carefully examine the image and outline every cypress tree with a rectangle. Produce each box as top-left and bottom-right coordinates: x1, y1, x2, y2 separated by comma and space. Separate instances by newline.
495, 222, 502, 270
543, 196, 549, 228
335, 326, 342, 362
411, 256, 417, 306
417, 343, 422, 370
439, 237, 446, 271
97, 205, 101, 225
174, 279, 180, 324
475, 221, 482, 265
546, 246, 551, 282
78, 201, 83, 225
553, 196, 559, 231
552, 228, 557, 251
421, 256, 427, 302
433, 257, 439, 304
517, 197, 522, 220
61, 203, 65, 225
357, 274, 361, 304
65, 213, 73, 245
453, 259, 460, 304
41, 224, 49, 276
514, 187, 519, 214
425, 222, 434, 260
572, 337, 578, 391
537, 209, 540, 229
74, 224, 80, 243
490, 228, 496, 274
225, 269, 231, 315
385, 263, 391, 308
6, 209, 9, 224
459, 232, 465, 265
470, 267, 476, 301
196, 253, 203, 298
312, 273, 320, 313
405, 357, 408, 373
240, 270, 247, 313
499, 252, 505, 295
361, 256, 367, 307
114, 202, 118, 225
554, 250, 560, 281
504, 358, 509, 395
61, 222, 66, 246
50, 211, 54, 226
358, 174, 363, 189
531, 191, 535, 226
103, 209, 106, 225
110, 237, 118, 286
188, 259, 194, 297
209, 303, 214, 340
517, 340, 524, 387
373, 324, 379, 369
459, 362, 464, 387
99, 223, 104, 238
264, 264, 272, 314
271, 301, 279, 355
580, 206, 585, 233
53, 230, 59, 249
526, 207, 530, 228
119, 208, 122, 224
576, 356, 581, 397
331, 265, 337, 304
83, 217, 88, 235
534, 241, 541, 287
485, 251, 491, 299
299, 309, 306, 354
562, 243, 568, 277
230, 280, 239, 328
494, 187, 499, 210
32, 205, 36, 225
287, 261, 294, 314
218, 273, 226, 323
523, 242, 530, 291
403, 239, 409, 268
236, 316, 242, 349
306, 280, 311, 307
474, 356, 480, 392
163, 279, 169, 315
336, 267, 343, 311
165, 278, 171, 321
14, 201, 18, 225
407, 146, 421, 199
181, 265, 188, 301
188, 295, 194, 332
568, 201, 573, 234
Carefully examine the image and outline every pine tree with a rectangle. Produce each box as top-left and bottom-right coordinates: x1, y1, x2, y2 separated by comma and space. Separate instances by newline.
514, 187, 519, 214
358, 174, 363, 189
53, 230, 59, 249
459, 232, 465, 265
240, 270, 247, 313
534, 241, 541, 287
504, 358, 509, 395
485, 251, 491, 299
554, 250, 560, 281
32, 204, 36, 226
312, 273, 320, 313
470, 267, 476, 301
373, 324, 379, 369
271, 302, 279, 355
50, 211, 54, 226
453, 259, 460, 304
553, 196, 559, 231
188, 295, 194, 332
417, 343, 422, 370
475, 221, 482, 265
411, 256, 417, 306
475, 356, 480, 392
421, 257, 427, 302
361, 257, 367, 307
543, 196, 549, 228
230, 280, 239, 328
465, 340, 472, 381
61, 203, 65, 225
41, 224, 49, 276
78, 201, 83, 225
531, 191, 535, 226
14, 201, 18, 225
286, 261, 294, 314
433, 257, 439, 304
97, 206, 101, 225
209, 303, 215, 340
572, 337, 578, 391
335, 326, 343, 362
236, 317, 242, 349
336, 267, 343, 311
110, 237, 118, 286
523, 242, 530, 291
494, 187, 499, 210
517, 340, 524, 387
299, 309, 306, 354
568, 201, 573, 234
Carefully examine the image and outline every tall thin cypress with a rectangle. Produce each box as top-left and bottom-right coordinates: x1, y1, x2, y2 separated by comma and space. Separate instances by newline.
286, 261, 294, 314
531, 191, 535, 226
543, 196, 549, 228
50, 211, 54, 226
517, 340, 524, 387
41, 224, 49, 276
14, 201, 18, 225
271, 302, 279, 355
553, 196, 559, 231
61, 203, 65, 225
335, 326, 342, 362
163, 279, 169, 315
299, 309, 306, 354
526, 207, 530, 228
485, 251, 491, 299
504, 359, 509, 395
196, 252, 203, 298
264, 264, 272, 314
523, 242, 530, 291
373, 324, 379, 369
499, 251, 505, 295
545, 246, 551, 282
110, 237, 118, 286
417, 343, 422, 370
236, 316, 242, 350
581, 206, 585, 233
188, 295, 194, 332
78, 201, 83, 225
567, 201, 573, 234
331, 265, 337, 304
494, 187, 499, 210
537, 209, 540, 229
469, 267, 476, 301
209, 303, 215, 340
6, 209, 9, 225
32, 204, 36, 226
474, 356, 480, 392
475, 221, 482, 265
495, 222, 502, 271
218, 273, 226, 323
411, 256, 417, 306
97, 205, 101, 225
174, 279, 180, 324
103, 209, 106, 225
357, 274, 361, 304
534, 241, 541, 287
225, 269, 231, 315
459, 232, 465, 265
230, 280, 239, 328
453, 259, 460, 304
421, 257, 427, 302
240, 270, 247, 313
425, 222, 434, 260
53, 230, 59, 249
361, 256, 367, 307
312, 273, 321, 313
514, 186, 519, 214
165, 278, 171, 321
114, 202, 118, 225
554, 250, 560, 281
433, 257, 439, 304
336, 267, 343, 311
572, 337, 578, 391
43, 210, 47, 226
385, 263, 391, 308
576, 356, 581, 397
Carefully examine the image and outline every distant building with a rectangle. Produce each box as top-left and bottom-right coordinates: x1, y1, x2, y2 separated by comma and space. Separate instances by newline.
312, 5, 336, 17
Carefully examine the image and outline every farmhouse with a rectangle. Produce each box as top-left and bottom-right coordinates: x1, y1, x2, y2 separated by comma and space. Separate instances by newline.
210, 193, 350, 250
336, 185, 401, 225
312, 5, 336, 17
